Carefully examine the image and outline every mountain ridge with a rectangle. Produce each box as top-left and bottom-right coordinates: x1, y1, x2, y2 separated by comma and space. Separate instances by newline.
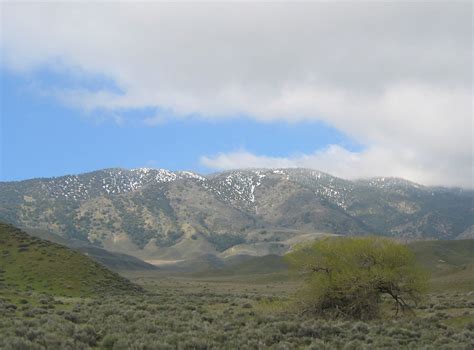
1, 167, 472, 260
5, 166, 467, 189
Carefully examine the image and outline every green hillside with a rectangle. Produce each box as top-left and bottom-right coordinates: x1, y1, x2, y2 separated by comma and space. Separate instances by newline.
0, 223, 140, 297
408, 239, 474, 271
408, 239, 474, 291
219, 254, 288, 275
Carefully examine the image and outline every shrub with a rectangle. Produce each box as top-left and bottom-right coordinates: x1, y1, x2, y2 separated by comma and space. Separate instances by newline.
285, 236, 428, 319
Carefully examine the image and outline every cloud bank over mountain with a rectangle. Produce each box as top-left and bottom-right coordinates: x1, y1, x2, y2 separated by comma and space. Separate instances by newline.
2, 2, 472, 187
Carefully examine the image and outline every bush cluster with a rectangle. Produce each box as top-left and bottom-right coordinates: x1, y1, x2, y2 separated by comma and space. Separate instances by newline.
1, 287, 473, 349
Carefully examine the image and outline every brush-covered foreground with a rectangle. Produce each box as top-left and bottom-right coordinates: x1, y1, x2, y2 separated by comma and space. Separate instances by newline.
1, 225, 473, 349
1, 275, 473, 349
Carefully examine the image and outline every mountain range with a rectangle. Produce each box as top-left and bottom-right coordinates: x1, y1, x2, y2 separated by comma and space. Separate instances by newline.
1, 168, 472, 262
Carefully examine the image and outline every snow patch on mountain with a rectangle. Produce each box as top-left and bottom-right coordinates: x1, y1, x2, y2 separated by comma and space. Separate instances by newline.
43, 168, 204, 200
33, 168, 435, 213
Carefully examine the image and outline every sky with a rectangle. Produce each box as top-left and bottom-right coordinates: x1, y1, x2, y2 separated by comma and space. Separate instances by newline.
1, 1, 472, 188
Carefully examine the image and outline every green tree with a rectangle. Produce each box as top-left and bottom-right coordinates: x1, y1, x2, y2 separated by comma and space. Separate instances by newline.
285, 236, 428, 319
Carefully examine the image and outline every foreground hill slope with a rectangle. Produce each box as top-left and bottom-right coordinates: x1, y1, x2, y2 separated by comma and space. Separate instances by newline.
0, 168, 472, 259
409, 239, 474, 271
409, 239, 474, 291
0, 223, 140, 296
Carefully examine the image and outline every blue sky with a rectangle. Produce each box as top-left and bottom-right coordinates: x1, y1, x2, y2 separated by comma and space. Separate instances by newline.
1, 2, 471, 187
1, 68, 359, 181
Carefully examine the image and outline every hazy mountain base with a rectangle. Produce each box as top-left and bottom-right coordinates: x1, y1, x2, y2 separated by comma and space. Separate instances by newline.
25, 227, 158, 272
1, 168, 472, 261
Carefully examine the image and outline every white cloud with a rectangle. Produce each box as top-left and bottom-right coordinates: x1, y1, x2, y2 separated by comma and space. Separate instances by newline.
1, 2, 472, 187
201, 145, 473, 189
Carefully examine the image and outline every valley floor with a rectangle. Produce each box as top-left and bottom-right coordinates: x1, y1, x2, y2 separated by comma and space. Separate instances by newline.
1, 270, 473, 349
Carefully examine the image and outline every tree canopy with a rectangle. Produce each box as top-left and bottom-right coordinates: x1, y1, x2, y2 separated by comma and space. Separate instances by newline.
285, 236, 428, 320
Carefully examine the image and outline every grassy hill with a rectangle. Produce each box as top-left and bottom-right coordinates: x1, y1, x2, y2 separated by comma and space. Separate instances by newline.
408, 239, 474, 291
218, 254, 288, 276
408, 239, 474, 271
0, 223, 141, 297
